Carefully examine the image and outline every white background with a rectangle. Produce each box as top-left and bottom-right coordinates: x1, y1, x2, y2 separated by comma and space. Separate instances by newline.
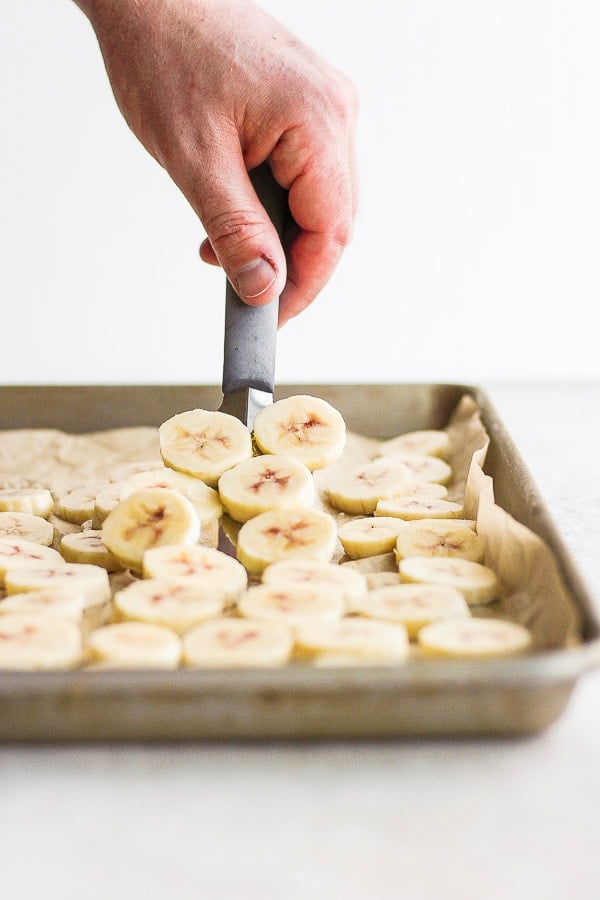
1, 1, 599, 385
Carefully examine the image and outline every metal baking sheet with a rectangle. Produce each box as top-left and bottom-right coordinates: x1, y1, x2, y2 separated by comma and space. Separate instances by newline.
0, 383, 598, 741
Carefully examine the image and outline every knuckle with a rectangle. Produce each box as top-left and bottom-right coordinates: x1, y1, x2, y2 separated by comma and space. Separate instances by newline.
202, 208, 265, 254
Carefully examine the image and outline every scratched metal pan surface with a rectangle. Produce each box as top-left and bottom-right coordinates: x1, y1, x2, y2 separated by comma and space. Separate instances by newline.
0, 383, 598, 742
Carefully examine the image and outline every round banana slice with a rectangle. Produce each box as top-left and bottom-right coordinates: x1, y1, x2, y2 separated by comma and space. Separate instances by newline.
56, 488, 99, 525
326, 459, 417, 515
252, 395, 346, 471
395, 519, 484, 562
0, 488, 54, 518
0, 613, 83, 670
0, 512, 54, 546
377, 429, 451, 460
0, 538, 64, 586
262, 559, 368, 609
113, 578, 226, 634
142, 545, 247, 601
351, 583, 470, 639
159, 408, 252, 487
295, 618, 409, 662
87, 622, 182, 669
218, 454, 315, 523
364, 572, 403, 590
102, 488, 200, 574
0, 587, 88, 622
5, 562, 111, 607
418, 618, 532, 659
238, 583, 344, 626
381, 453, 452, 485
375, 497, 464, 521
60, 531, 123, 572
92, 484, 122, 528
399, 556, 500, 606
183, 617, 293, 667
236, 507, 338, 578
119, 468, 223, 524
338, 516, 405, 559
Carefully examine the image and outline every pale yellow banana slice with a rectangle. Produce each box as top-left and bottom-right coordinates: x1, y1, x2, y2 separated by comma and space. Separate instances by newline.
183, 617, 293, 667
375, 497, 464, 521
87, 622, 182, 669
252, 395, 346, 471
0, 587, 88, 622
0, 488, 54, 518
0, 612, 83, 670
56, 487, 99, 525
295, 618, 409, 662
102, 488, 200, 574
351, 583, 470, 639
381, 452, 452, 485
119, 468, 223, 524
113, 578, 226, 634
262, 558, 368, 610
60, 530, 123, 572
326, 459, 417, 516
399, 556, 500, 606
92, 484, 122, 528
418, 617, 532, 658
236, 507, 338, 577
0, 538, 64, 586
159, 408, 252, 487
364, 572, 404, 590
238, 583, 344, 626
338, 516, 405, 559
218, 454, 315, 523
107, 459, 164, 483
394, 519, 484, 563
377, 429, 451, 459
0, 511, 54, 546
5, 562, 111, 607
142, 545, 247, 601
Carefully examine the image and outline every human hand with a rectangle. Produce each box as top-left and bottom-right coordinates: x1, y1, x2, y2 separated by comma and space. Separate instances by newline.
76, 0, 358, 324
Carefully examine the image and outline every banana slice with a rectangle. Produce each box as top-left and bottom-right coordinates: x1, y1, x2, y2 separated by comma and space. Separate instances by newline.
5, 562, 111, 607
338, 516, 405, 559
183, 617, 293, 668
238, 583, 344, 626
142, 545, 247, 601
375, 497, 464, 521
377, 429, 451, 459
87, 622, 182, 669
295, 618, 410, 662
159, 408, 252, 487
326, 459, 416, 515
364, 572, 403, 590
56, 487, 99, 525
262, 559, 368, 610
119, 468, 223, 524
252, 395, 346, 471
0, 587, 88, 622
0, 538, 64, 586
394, 520, 484, 563
92, 484, 122, 528
218, 454, 315, 523
0, 512, 54, 546
0, 488, 54, 518
0, 612, 83, 670
351, 583, 470, 638
380, 453, 452, 485
60, 531, 123, 572
102, 488, 200, 574
113, 578, 226, 634
236, 507, 338, 578
108, 459, 164, 483
399, 556, 500, 606
418, 618, 532, 658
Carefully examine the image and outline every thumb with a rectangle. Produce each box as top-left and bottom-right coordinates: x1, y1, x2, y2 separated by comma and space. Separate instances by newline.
191, 146, 287, 306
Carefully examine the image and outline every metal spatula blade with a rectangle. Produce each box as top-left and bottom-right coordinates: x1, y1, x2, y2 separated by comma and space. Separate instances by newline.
219, 163, 288, 428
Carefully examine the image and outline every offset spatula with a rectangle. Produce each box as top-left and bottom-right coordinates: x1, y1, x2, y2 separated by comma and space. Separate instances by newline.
219, 163, 288, 428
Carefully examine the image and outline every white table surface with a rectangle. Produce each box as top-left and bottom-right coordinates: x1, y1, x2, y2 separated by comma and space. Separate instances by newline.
1, 383, 599, 900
